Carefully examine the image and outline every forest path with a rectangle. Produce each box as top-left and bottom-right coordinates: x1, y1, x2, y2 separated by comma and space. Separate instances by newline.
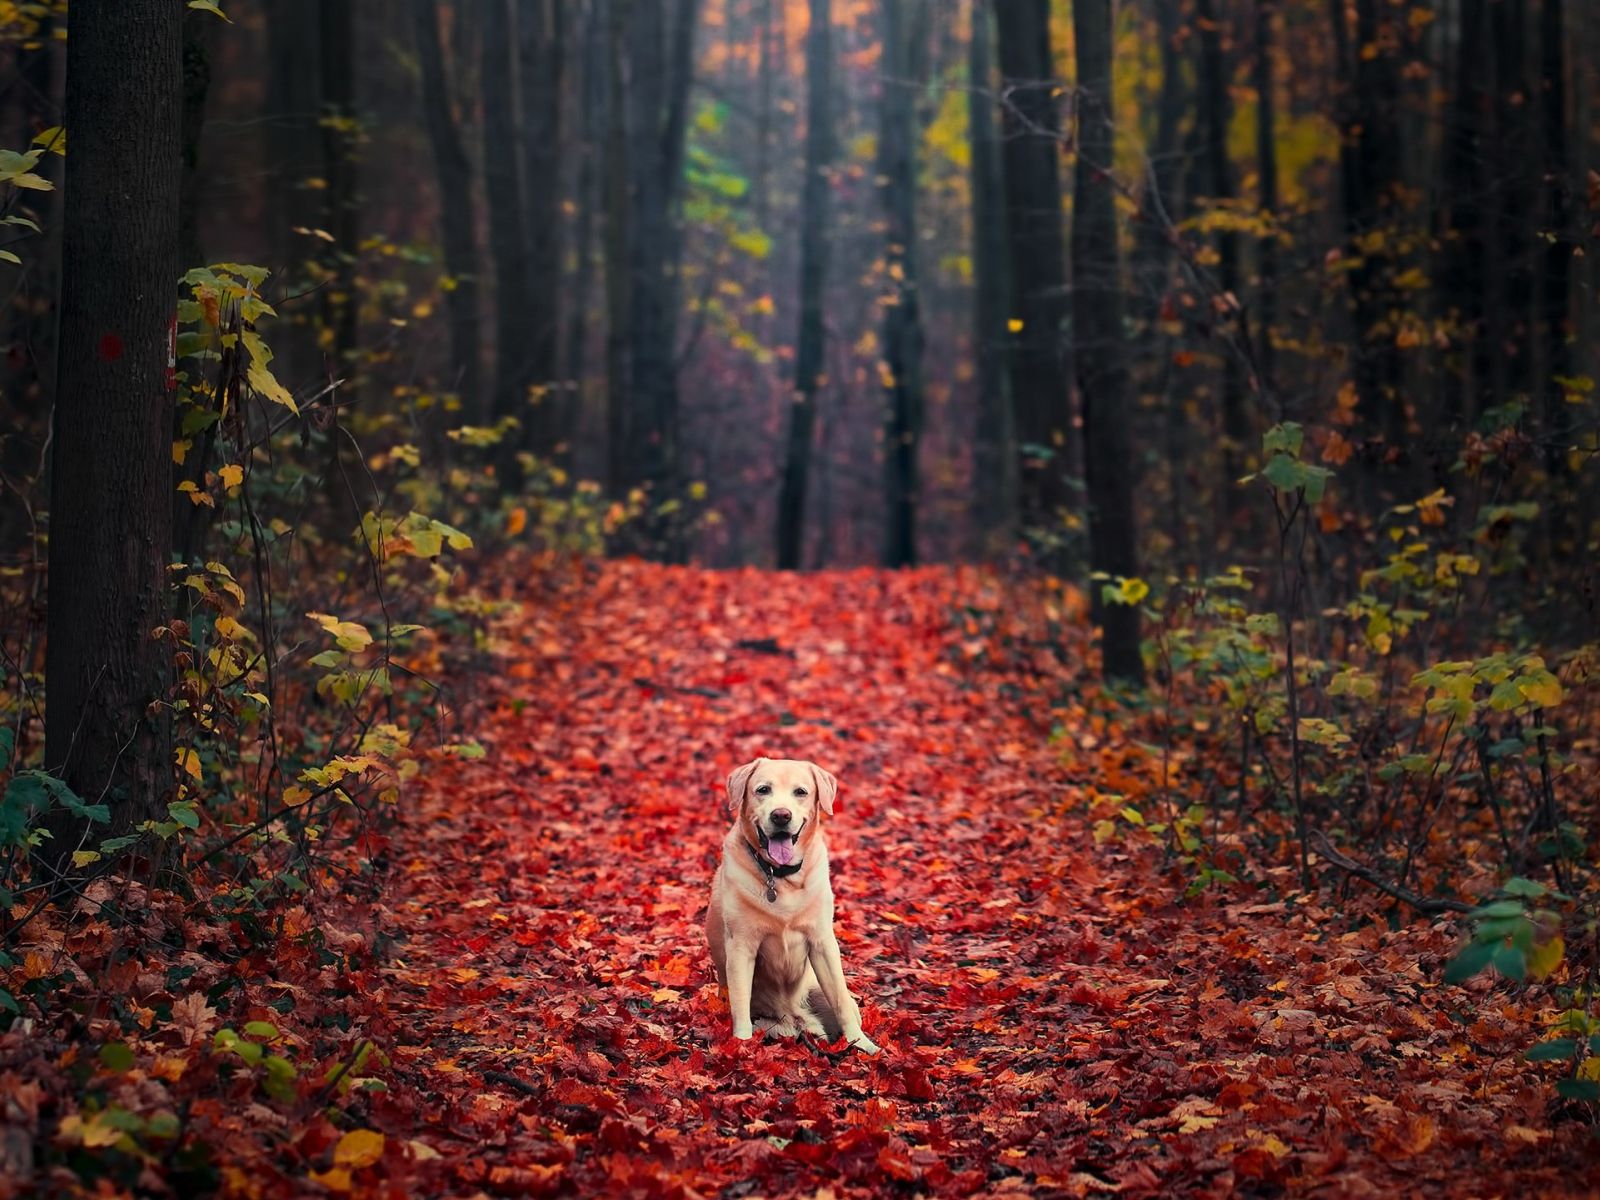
374, 563, 1578, 1197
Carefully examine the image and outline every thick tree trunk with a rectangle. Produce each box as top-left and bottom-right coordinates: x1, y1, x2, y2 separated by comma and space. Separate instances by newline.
603, 0, 630, 495
414, 0, 482, 419
1539, 0, 1572, 476
564, 0, 604, 438
179, 10, 211, 274
1072, 0, 1144, 684
993, 0, 1073, 557
520, 0, 566, 462
318, 0, 361, 520
615, 0, 700, 554
1195, 0, 1248, 519
776, 0, 834, 570
45, 0, 181, 855
1436, 0, 1488, 426
968, 0, 1016, 554
878, 0, 925, 568
1252, 1, 1278, 392
482, 0, 536, 488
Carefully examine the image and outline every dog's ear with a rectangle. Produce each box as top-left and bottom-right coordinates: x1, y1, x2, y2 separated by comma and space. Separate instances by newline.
809, 763, 838, 816
725, 757, 765, 819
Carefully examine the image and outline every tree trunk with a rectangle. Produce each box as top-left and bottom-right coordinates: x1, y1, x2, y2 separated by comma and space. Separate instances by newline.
520, 0, 566, 462
45, 0, 181, 856
179, 10, 211, 274
993, 0, 1073, 558
482, 0, 536, 489
1436, 0, 1488, 427
878, 0, 925, 568
1072, 0, 1144, 684
603, 0, 631, 496
616, 0, 701, 554
318, 0, 361, 521
564, 0, 604, 447
968, 0, 1016, 555
1195, 0, 1248, 520
1252, 0, 1278, 393
776, 0, 834, 570
1539, 0, 1572, 476
413, 0, 482, 420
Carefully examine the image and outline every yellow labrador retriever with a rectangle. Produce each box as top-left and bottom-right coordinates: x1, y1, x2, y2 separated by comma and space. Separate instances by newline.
705, 757, 880, 1054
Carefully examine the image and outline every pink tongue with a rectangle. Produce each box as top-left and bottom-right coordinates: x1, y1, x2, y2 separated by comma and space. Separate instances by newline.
767, 837, 796, 866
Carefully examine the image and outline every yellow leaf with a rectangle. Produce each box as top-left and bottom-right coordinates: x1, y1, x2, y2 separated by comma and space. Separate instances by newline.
408, 1140, 441, 1162
1007, 318, 1024, 333
219, 464, 244, 489
176, 748, 202, 782
58, 1113, 125, 1149
283, 786, 312, 808
173, 439, 192, 465
1527, 936, 1564, 980
333, 1128, 385, 1170
215, 615, 245, 641
72, 850, 101, 868
505, 506, 527, 537
1518, 674, 1563, 709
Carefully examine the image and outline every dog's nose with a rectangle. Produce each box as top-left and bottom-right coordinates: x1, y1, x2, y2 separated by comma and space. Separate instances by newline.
769, 808, 792, 828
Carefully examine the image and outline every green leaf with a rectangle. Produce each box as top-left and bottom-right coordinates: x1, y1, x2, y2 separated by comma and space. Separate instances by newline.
0, 250, 20, 265
1500, 877, 1547, 899
100, 1042, 135, 1071
1524, 1038, 1577, 1062
1491, 943, 1527, 981
1471, 899, 1525, 918
1442, 939, 1494, 984
168, 801, 200, 831
243, 1020, 279, 1040
1554, 1078, 1600, 1102
0, 727, 12, 772
188, 0, 232, 18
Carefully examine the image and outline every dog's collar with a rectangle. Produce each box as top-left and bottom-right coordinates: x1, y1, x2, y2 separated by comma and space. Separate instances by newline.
745, 837, 802, 902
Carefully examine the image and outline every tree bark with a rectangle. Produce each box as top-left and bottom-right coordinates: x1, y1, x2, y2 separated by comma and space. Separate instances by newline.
45, 0, 181, 853
1539, 0, 1572, 476
318, 0, 361, 520
878, 0, 926, 568
520, 0, 567, 463
993, 0, 1073, 557
614, 0, 701, 554
1072, 0, 1144, 684
1252, 0, 1278, 392
413, 0, 482, 420
968, 0, 1016, 554
1436, 0, 1488, 426
482, 0, 536, 488
776, 0, 834, 570
1195, 0, 1248, 519
179, 10, 211, 274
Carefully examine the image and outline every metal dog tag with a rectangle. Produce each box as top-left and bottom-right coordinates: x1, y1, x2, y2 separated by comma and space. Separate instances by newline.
765, 879, 777, 903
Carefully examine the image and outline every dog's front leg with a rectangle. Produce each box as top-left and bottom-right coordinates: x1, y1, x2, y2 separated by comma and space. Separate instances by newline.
723, 935, 758, 1040
808, 931, 879, 1055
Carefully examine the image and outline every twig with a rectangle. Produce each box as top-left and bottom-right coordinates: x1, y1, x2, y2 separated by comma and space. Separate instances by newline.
483, 1069, 541, 1097
1310, 829, 1473, 915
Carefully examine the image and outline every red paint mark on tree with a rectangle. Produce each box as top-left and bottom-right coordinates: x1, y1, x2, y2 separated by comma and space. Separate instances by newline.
97, 333, 124, 362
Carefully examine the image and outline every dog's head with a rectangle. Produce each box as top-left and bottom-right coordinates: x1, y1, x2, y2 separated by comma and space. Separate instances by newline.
725, 757, 837, 868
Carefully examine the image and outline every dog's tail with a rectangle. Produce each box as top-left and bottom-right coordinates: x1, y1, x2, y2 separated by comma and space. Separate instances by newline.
805, 988, 844, 1042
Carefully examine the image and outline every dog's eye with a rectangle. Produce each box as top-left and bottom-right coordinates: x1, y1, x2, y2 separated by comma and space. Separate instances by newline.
794, 788, 808, 797
754, 784, 771, 795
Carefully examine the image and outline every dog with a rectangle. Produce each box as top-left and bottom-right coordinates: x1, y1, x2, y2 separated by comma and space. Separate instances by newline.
705, 757, 880, 1054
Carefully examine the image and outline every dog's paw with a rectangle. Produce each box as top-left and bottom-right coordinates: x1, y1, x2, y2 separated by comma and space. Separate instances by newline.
851, 1034, 881, 1056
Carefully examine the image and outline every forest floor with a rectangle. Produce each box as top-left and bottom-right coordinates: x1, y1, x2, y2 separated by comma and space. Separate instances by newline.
307, 563, 1593, 1196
